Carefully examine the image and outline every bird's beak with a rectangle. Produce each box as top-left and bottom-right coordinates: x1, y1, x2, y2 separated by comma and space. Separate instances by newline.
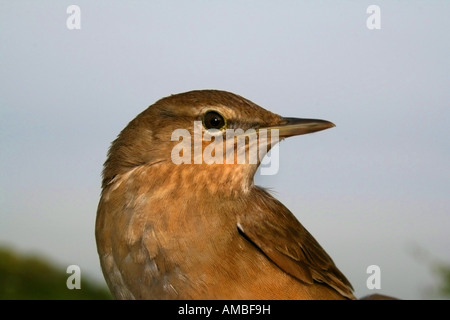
266, 117, 335, 138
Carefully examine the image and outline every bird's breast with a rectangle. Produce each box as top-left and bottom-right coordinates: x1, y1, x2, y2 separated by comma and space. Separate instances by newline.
97, 163, 256, 298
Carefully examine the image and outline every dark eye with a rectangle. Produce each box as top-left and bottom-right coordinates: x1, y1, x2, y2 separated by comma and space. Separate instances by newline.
203, 111, 226, 130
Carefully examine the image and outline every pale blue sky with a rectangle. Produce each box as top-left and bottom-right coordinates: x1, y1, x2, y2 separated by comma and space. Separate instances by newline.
1, 1, 449, 299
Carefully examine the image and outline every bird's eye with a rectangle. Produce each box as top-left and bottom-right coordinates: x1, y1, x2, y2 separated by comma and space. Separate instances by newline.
203, 111, 226, 130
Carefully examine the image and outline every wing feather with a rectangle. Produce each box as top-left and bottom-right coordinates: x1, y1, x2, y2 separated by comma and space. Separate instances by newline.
237, 187, 355, 299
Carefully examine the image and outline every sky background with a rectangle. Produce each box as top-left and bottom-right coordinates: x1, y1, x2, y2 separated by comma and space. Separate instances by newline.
1, 1, 449, 300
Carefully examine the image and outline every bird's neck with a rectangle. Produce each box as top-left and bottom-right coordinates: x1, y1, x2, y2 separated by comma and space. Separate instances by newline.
99, 161, 259, 240
102, 160, 259, 203
153, 161, 258, 198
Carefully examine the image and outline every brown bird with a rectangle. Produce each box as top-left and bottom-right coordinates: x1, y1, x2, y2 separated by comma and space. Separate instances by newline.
95, 89, 356, 300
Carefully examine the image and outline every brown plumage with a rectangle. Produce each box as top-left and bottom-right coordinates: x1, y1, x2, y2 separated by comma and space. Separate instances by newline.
95, 89, 356, 299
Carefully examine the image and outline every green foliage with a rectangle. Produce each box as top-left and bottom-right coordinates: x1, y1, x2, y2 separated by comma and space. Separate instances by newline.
0, 246, 112, 300
434, 263, 450, 298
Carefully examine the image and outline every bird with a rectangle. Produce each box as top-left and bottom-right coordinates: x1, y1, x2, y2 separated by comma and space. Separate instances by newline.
95, 89, 356, 300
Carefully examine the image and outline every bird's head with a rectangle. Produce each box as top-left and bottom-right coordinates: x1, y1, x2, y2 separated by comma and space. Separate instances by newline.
102, 90, 334, 194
